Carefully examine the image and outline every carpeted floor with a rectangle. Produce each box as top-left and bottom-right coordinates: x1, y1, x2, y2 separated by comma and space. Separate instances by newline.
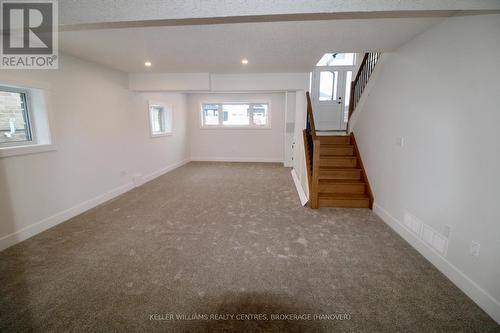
0, 162, 498, 332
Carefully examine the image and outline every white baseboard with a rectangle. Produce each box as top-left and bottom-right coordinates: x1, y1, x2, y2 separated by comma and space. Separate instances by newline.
191, 156, 283, 163
139, 158, 190, 185
0, 182, 134, 252
291, 169, 308, 206
0, 159, 190, 252
373, 202, 500, 324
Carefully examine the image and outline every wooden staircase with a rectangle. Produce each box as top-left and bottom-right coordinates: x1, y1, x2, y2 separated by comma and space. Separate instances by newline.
316, 134, 373, 208
303, 93, 374, 209
303, 52, 380, 209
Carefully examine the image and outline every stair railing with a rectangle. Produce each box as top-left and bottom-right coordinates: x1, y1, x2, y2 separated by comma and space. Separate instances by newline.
303, 92, 320, 208
348, 52, 381, 121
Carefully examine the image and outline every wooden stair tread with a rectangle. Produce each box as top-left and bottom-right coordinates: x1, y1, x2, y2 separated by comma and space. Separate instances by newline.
318, 193, 371, 207
320, 144, 353, 147
320, 167, 362, 171
319, 167, 362, 180
319, 179, 364, 184
318, 136, 350, 141
319, 156, 358, 167
319, 156, 357, 159
320, 145, 355, 156
318, 193, 369, 199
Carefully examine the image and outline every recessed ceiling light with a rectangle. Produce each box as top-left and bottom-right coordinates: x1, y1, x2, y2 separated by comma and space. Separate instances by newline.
144, 61, 152, 67
241, 58, 249, 65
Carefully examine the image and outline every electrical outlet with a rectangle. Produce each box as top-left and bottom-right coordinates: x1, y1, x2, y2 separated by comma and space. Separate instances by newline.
470, 241, 480, 257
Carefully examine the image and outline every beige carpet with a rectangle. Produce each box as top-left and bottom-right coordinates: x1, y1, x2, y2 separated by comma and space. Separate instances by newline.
0, 162, 497, 332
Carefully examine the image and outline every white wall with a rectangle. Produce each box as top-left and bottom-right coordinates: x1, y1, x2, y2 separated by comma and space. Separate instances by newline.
128, 72, 310, 92
292, 91, 309, 199
129, 73, 210, 91
129, 92, 189, 184
188, 93, 286, 162
352, 14, 500, 323
210, 73, 310, 92
0, 53, 189, 250
284, 91, 296, 167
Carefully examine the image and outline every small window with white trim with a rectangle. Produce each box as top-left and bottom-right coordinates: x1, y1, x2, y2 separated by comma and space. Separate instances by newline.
149, 102, 172, 137
201, 103, 269, 128
0, 86, 33, 146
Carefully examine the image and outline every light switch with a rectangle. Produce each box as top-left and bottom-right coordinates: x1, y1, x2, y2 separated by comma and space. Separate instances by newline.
470, 241, 480, 257
397, 137, 405, 147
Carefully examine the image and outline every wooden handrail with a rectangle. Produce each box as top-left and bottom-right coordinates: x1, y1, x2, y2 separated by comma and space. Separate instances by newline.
348, 52, 381, 121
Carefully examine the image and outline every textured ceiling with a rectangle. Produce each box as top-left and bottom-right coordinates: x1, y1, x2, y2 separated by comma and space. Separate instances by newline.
58, 0, 500, 27
57, 0, 500, 74
60, 17, 444, 73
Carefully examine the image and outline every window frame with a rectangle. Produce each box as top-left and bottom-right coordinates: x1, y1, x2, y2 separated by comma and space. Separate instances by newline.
0, 85, 35, 148
200, 101, 271, 129
148, 101, 173, 138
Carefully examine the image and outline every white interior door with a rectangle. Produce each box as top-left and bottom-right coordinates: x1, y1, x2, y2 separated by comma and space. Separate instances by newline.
312, 68, 351, 131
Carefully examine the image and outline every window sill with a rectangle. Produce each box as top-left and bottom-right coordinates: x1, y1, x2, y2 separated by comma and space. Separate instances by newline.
0, 143, 57, 158
200, 126, 272, 130
150, 132, 173, 138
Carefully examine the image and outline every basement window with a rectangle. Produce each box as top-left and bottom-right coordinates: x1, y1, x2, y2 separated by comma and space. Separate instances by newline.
0, 86, 33, 146
149, 102, 172, 137
201, 103, 269, 128
0, 82, 55, 158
